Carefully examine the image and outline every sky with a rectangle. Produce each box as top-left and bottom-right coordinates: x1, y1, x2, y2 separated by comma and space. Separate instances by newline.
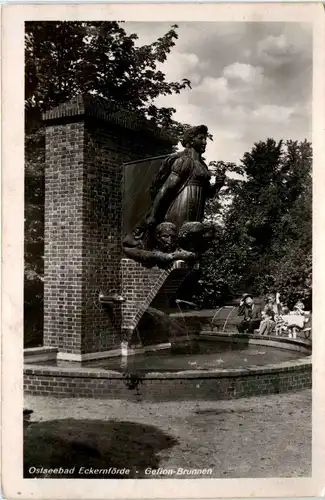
124, 22, 312, 164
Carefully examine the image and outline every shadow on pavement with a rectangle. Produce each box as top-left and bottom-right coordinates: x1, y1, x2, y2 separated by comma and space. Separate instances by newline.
24, 418, 178, 478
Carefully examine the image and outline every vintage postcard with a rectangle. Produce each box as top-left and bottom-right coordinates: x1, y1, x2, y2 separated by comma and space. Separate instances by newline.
1, 2, 325, 499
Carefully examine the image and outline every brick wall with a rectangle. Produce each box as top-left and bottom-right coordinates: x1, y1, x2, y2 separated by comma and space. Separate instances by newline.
43, 96, 174, 357
150, 265, 196, 311
121, 259, 168, 335
121, 259, 192, 340
43, 121, 85, 353
24, 362, 312, 400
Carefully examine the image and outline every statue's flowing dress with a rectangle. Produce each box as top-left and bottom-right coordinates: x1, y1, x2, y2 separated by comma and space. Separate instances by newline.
164, 150, 212, 230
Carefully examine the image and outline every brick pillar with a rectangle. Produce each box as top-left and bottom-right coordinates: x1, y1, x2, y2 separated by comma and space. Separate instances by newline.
43, 96, 173, 361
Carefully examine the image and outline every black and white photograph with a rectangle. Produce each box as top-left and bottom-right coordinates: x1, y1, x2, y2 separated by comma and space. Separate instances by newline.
2, 2, 325, 499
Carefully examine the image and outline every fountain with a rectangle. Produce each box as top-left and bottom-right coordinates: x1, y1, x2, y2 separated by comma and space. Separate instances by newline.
24, 96, 312, 400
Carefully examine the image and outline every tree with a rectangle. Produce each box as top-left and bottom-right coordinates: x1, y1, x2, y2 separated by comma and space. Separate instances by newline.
204, 160, 244, 224
25, 21, 191, 134
24, 127, 45, 347
188, 139, 312, 309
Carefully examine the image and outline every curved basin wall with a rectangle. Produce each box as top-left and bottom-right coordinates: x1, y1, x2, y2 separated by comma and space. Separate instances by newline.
24, 335, 311, 401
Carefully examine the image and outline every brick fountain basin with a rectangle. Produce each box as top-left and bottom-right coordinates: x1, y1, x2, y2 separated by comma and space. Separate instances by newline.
24, 332, 311, 401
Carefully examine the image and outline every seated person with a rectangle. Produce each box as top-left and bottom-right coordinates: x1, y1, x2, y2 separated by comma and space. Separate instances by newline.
281, 305, 290, 315
259, 307, 276, 336
263, 294, 280, 318
274, 305, 290, 336
292, 300, 305, 315
237, 293, 262, 334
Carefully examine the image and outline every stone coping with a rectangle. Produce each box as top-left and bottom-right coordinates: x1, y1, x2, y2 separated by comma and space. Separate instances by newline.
24, 346, 59, 363
24, 330, 312, 367
200, 331, 312, 349
24, 346, 58, 356
24, 334, 311, 380
42, 95, 176, 144
24, 355, 311, 380
170, 309, 217, 318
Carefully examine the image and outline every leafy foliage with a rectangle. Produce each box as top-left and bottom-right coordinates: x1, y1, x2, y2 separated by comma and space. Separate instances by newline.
25, 21, 191, 135
187, 139, 312, 309
204, 160, 244, 224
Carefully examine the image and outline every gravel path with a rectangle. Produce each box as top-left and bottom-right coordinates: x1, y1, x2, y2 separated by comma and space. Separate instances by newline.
24, 389, 311, 478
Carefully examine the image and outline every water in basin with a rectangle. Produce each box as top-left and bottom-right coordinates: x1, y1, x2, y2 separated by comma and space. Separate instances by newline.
78, 340, 303, 373
31, 308, 306, 373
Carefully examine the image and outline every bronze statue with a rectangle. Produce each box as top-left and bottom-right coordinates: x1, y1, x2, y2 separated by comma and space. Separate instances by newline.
122, 221, 197, 268
146, 125, 226, 230
155, 222, 178, 253
177, 221, 216, 254
122, 125, 225, 268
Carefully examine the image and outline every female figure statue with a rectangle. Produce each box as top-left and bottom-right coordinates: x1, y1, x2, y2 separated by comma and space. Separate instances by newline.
146, 124, 226, 230
122, 124, 225, 267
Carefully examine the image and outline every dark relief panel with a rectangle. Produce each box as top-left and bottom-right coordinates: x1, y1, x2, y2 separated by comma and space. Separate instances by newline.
123, 155, 168, 236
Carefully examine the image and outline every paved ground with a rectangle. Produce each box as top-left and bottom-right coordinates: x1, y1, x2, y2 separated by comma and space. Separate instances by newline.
24, 389, 311, 479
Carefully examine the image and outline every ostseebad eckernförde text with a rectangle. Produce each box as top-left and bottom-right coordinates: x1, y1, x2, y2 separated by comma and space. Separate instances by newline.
28, 466, 214, 477
28, 466, 130, 476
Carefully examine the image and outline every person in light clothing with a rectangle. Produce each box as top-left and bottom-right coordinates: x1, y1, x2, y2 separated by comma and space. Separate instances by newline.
259, 307, 275, 335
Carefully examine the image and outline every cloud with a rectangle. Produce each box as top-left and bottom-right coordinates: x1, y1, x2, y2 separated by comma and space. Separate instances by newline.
256, 34, 300, 69
191, 62, 264, 107
195, 76, 230, 103
251, 104, 295, 123
123, 21, 312, 163
223, 62, 264, 85
221, 104, 248, 118
258, 34, 290, 55
157, 52, 202, 84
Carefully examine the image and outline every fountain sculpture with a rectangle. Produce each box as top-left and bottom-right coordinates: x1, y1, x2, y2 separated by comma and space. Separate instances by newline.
122, 125, 226, 268
23, 97, 311, 402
